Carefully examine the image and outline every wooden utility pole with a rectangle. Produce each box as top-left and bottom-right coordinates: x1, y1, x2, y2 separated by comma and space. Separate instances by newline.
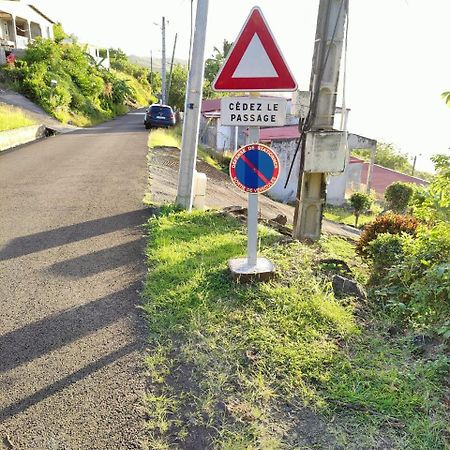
161, 16, 166, 104
293, 0, 348, 240
167, 33, 178, 104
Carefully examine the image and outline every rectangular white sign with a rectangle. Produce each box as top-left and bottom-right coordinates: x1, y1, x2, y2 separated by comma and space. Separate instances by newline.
220, 97, 287, 127
304, 131, 348, 173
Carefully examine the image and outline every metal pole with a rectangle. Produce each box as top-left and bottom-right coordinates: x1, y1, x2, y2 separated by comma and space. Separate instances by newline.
247, 126, 260, 266
176, 0, 209, 210
161, 16, 166, 104
366, 141, 376, 194
167, 33, 178, 105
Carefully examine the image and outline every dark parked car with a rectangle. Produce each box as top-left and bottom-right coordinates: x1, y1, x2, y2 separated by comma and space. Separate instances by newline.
144, 104, 176, 129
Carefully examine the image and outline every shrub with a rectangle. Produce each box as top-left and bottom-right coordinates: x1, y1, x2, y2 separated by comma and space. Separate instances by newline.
349, 192, 372, 227
367, 233, 404, 275
356, 214, 418, 256
384, 181, 414, 213
373, 223, 450, 330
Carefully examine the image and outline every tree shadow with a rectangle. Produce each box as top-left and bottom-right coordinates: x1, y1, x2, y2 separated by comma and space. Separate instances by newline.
0, 209, 149, 261
46, 240, 144, 278
0, 283, 142, 374
0, 341, 140, 422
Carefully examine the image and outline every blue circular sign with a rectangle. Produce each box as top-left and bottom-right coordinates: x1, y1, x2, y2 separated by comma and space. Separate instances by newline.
229, 143, 280, 193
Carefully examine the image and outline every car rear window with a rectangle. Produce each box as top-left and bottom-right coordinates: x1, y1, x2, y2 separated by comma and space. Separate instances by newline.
149, 106, 172, 116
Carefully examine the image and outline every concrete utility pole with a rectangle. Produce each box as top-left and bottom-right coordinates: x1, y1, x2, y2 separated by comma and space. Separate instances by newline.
167, 33, 178, 104
176, 0, 209, 210
293, 0, 348, 240
161, 16, 167, 104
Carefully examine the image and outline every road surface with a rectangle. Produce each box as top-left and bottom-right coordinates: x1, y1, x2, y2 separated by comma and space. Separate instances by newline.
0, 111, 150, 449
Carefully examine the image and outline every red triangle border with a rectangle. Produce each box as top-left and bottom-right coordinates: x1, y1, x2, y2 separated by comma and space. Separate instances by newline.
213, 7, 297, 92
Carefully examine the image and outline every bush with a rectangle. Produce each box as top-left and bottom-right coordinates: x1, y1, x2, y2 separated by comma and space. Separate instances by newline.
0, 38, 153, 126
372, 223, 450, 330
349, 192, 372, 227
384, 181, 414, 213
356, 214, 418, 256
367, 233, 404, 275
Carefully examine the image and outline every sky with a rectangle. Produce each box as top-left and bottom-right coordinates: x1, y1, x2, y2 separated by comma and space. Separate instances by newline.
30, 0, 450, 173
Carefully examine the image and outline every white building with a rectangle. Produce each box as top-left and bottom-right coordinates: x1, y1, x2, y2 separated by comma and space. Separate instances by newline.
0, 0, 54, 58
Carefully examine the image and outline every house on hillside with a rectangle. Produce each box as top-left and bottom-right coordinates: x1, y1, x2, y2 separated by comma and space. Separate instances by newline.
0, 0, 54, 61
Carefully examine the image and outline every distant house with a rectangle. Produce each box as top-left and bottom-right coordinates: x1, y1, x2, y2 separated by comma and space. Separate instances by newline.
360, 163, 428, 198
0, 0, 54, 60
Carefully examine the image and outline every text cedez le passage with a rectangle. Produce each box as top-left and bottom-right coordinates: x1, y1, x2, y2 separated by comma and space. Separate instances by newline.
227, 100, 280, 124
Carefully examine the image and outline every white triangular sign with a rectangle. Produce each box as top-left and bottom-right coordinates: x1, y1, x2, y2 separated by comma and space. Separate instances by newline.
232, 34, 278, 79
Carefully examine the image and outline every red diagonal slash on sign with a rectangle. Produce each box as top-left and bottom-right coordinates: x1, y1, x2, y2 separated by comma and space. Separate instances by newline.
240, 154, 270, 184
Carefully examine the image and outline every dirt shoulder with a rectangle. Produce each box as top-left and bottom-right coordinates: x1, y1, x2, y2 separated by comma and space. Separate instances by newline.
149, 146, 360, 240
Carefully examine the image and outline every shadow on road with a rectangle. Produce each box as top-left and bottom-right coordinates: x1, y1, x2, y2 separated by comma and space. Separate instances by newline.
0, 283, 142, 375
0, 209, 149, 261
0, 341, 140, 422
46, 240, 144, 278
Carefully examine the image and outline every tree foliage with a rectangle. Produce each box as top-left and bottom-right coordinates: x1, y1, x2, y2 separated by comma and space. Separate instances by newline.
384, 182, 414, 213
1, 38, 153, 125
203, 39, 232, 99
349, 192, 372, 227
412, 153, 450, 223
168, 64, 188, 111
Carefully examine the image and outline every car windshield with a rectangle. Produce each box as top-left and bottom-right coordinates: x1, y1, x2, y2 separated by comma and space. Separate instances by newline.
149, 106, 172, 117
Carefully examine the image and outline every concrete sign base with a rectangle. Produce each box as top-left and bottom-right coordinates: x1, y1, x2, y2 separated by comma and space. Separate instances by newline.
228, 257, 276, 283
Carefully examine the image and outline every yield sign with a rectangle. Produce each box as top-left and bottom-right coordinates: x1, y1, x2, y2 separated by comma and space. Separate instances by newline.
213, 7, 297, 92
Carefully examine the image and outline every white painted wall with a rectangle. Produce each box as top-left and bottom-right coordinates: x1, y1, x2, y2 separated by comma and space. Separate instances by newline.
0, 1, 54, 49
267, 138, 300, 203
327, 162, 363, 205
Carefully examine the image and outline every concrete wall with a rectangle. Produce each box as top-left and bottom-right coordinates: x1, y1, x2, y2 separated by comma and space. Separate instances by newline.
327, 162, 363, 205
0, 124, 46, 151
266, 138, 300, 203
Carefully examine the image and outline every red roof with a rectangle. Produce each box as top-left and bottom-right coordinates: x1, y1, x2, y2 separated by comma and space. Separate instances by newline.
201, 98, 221, 113
361, 163, 428, 197
259, 125, 300, 141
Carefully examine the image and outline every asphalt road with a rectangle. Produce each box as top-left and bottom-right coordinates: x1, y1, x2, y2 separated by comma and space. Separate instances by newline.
0, 111, 150, 449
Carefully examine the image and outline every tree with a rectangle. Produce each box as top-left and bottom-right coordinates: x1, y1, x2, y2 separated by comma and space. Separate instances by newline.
53, 23, 68, 43
353, 143, 412, 174
167, 64, 188, 111
442, 91, 450, 107
384, 182, 414, 213
203, 39, 232, 98
349, 192, 372, 227
413, 152, 450, 223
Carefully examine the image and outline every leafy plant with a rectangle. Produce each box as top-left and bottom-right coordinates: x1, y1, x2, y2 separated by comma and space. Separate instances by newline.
349, 192, 372, 227
372, 223, 450, 330
412, 153, 450, 224
356, 214, 418, 256
367, 233, 404, 275
384, 181, 414, 213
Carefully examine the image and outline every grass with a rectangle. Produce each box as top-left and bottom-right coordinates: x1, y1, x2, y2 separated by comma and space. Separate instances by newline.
142, 207, 449, 449
148, 126, 229, 172
324, 205, 380, 228
0, 104, 35, 131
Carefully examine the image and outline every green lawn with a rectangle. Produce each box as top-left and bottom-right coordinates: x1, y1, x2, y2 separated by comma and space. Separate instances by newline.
141, 207, 448, 449
324, 205, 379, 228
0, 104, 35, 132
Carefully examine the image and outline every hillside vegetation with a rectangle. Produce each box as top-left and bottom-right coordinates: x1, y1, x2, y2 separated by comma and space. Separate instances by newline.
0, 38, 156, 127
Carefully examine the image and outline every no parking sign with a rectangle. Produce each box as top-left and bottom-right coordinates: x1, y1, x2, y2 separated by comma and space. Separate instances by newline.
229, 143, 280, 194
